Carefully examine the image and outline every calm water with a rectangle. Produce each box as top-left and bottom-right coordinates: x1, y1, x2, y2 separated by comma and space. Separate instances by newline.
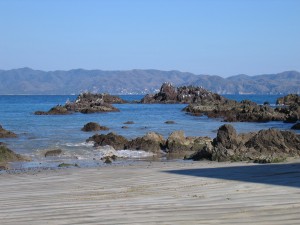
0, 94, 298, 168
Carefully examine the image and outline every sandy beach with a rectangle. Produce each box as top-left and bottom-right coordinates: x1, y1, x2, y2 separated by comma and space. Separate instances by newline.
1, 160, 300, 225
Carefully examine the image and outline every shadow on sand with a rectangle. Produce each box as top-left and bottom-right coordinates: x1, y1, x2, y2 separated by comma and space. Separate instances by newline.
164, 162, 300, 188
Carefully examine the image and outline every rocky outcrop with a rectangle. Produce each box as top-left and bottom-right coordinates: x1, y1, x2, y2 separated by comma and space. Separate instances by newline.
189, 124, 300, 163
141, 83, 225, 104
81, 122, 109, 132
0, 144, 26, 168
35, 92, 122, 115
0, 125, 17, 138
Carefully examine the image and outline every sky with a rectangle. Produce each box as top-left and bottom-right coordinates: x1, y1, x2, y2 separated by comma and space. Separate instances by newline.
0, 0, 299, 77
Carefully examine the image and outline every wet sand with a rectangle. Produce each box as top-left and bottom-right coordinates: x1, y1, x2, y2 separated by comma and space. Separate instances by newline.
1, 160, 300, 224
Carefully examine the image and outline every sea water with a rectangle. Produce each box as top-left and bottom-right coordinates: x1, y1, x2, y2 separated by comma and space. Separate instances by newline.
0, 94, 298, 169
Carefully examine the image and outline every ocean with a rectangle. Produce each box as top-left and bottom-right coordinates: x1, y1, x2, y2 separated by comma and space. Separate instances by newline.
0, 94, 298, 169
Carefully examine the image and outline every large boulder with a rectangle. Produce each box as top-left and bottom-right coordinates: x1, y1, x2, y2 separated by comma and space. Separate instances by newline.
87, 132, 128, 150
0, 125, 17, 138
126, 132, 165, 153
190, 124, 300, 163
81, 122, 109, 132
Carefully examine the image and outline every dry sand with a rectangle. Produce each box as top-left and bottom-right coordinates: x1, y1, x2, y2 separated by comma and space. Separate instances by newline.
1, 160, 300, 224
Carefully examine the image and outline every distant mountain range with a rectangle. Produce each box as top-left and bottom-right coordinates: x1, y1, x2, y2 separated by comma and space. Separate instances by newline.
0, 68, 299, 95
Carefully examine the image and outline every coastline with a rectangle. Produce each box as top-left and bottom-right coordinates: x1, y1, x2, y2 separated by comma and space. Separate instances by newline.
1, 160, 300, 224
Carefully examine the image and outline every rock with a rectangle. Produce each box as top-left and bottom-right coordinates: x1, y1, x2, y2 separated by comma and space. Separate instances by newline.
0, 125, 17, 138
165, 120, 175, 124
124, 121, 134, 124
58, 163, 79, 168
122, 126, 129, 129
81, 122, 109, 132
44, 149, 63, 157
291, 123, 300, 130
87, 132, 128, 150
185, 98, 285, 122
34, 105, 70, 115
0, 145, 26, 165
190, 124, 300, 163
126, 132, 166, 153
166, 131, 193, 153
35, 92, 122, 115
141, 83, 226, 104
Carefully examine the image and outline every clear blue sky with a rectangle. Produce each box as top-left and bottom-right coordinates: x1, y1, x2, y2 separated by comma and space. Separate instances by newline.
0, 0, 299, 77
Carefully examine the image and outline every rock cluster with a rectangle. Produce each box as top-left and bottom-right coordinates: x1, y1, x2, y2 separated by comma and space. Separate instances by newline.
87, 131, 212, 156
189, 124, 300, 163
0, 125, 17, 138
185, 99, 285, 122
141, 83, 224, 104
35, 92, 124, 115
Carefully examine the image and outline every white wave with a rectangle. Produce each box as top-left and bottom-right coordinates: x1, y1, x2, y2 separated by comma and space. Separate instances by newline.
96, 145, 155, 159
116, 150, 155, 158
64, 142, 94, 147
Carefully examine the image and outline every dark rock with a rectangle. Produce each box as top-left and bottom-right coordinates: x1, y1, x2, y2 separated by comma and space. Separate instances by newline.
87, 132, 128, 150
165, 120, 176, 124
0, 125, 17, 138
81, 122, 109, 132
190, 124, 300, 163
291, 123, 300, 130
126, 132, 166, 153
44, 149, 63, 157
124, 121, 134, 124
34, 105, 70, 115
121, 126, 129, 129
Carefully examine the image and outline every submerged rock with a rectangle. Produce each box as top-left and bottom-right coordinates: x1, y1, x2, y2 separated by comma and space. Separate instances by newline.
44, 149, 63, 157
81, 122, 109, 132
189, 124, 300, 163
0, 125, 17, 138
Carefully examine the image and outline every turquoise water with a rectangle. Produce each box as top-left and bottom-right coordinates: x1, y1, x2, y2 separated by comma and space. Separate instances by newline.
0, 94, 297, 168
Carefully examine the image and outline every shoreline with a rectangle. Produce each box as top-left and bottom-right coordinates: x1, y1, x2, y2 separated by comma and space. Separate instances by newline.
1, 160, 300, 224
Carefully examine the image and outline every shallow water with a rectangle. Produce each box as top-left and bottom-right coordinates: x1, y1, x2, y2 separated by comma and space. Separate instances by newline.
0, 94, 298, 169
